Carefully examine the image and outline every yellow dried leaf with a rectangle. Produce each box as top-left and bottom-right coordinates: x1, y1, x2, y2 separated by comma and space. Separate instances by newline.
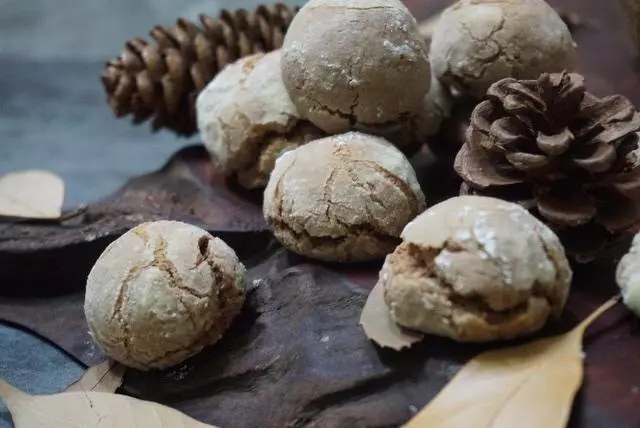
359, 282, 423, 350
0, 170, 64, 219
64, 359, 126, 393
0, 377, 216, 428
405, 296, 620, 428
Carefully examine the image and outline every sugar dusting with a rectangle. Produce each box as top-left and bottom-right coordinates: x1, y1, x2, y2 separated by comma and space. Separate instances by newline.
166, 363, 193, 381
331, 131, 366, 146
472, 211, 498, 258
463, 207, 514, 285
285, 41, 306, 64
434, 249, 453, 271
454, 228, 471, 243
382, 39, 418, 61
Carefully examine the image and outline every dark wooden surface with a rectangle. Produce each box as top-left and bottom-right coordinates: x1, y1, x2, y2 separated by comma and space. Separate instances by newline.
1, 0, 640, 427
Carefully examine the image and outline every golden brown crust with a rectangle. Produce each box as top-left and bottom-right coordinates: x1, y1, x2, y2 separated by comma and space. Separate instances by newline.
263, 131, 426, 262
430, 0, 576, 98
281, 0, 430, 133
196, 51, 323, 189
84, 220, 246, 370
381, 195, 572, 342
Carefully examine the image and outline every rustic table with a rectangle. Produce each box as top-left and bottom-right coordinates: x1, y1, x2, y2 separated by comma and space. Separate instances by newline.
1, 0, 639, 427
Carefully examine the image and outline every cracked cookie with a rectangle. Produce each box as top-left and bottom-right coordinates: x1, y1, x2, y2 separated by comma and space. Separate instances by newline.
84, 220, 246, 370
196, 50, 324, 190
616, 232, 640, 317
430, 0, 577, 99
356, 73, 453, 154
381, 195, 572, 342
263, 131, 426, 263
281, 0, 431, 135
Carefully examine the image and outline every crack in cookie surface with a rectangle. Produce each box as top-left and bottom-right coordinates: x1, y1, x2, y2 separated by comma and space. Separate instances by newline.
384, 241, 555, 340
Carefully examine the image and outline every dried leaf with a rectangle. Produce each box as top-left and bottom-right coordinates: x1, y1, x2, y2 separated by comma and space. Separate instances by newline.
359, 281, 423, 350
64, 359, 126, 393
0, 377, 216, 427
405, 295, 620, 428
0, 170, 64, 219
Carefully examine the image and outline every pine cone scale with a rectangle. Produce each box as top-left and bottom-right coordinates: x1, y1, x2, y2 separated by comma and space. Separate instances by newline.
135, 71, 155, 106
150, 26, 173, 50
121, 47, 144, 70
114, 74, 134, 103
535, 188, 596, 227
571, 141, 616, 173
504, 151, 550, 171
102, 3, 299, 135
160, 74, 181, 114
455, 71, 640, 261
140, 46, 165, 80
490, 117, 531, 151
596, 190, 639, 233
190, 63, 210, 92
613, 167, 640, 199
454, 141, 525, 189
537, 129, 572, 156
193, 35, 215, 71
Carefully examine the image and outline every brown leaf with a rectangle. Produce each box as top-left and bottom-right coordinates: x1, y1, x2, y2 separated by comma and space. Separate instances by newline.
0, 170, 64, 219
405, 295, 620, 428
64, 359, 126, 393
359, 281, 423, 351
0, 377, 216, 427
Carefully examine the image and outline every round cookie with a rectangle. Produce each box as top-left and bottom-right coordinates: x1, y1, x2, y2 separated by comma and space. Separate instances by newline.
84, 220, 246, 370
263, 131, 426, 262
281, 0, 431, 134
356, 73, 453, 153
196, 50, 323, 189
381, 195, 572, 342
616, 232, 640, 317
429, 0, 576, 98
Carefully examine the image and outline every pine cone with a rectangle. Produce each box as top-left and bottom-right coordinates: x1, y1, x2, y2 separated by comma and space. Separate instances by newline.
101, 3, 299, 137
454, 72, 640, 262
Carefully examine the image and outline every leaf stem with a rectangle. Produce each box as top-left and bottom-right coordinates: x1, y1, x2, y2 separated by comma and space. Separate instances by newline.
576, 294, 621, 334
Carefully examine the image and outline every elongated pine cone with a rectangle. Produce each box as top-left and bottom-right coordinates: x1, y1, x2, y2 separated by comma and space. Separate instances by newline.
101, 3, 299, 136
454, 72, 640, 262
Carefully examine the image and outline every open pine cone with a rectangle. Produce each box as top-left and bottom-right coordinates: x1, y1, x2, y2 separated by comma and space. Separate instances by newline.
101, 3, 298, 136
454, 72, 640, 262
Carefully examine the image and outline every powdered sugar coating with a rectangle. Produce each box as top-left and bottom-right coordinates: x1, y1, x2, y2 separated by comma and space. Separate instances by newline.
196, 51, 323, 189
263, 131, 426, 262
430, 0, 576, 98
281, 0, 430, 134
381, 195, 572, 342
84, 221, 246, 370
616, 232, 640, 317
